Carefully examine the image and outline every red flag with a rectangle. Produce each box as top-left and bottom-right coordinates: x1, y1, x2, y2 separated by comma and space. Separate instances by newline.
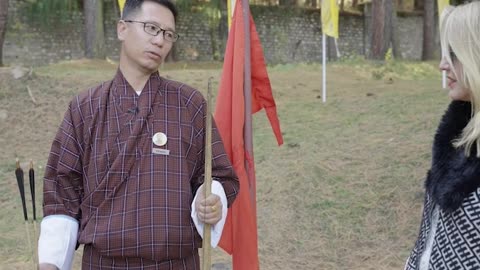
214, 0, 283, 269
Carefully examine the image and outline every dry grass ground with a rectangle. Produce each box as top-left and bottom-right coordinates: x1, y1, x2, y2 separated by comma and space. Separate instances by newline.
0, 59, 450, 269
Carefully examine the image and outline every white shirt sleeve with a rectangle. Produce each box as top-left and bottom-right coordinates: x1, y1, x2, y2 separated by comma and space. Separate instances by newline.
191, 180, 228, 248
38, 215, 79, 270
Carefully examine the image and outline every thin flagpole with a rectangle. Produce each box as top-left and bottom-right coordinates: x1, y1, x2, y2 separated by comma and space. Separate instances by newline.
322, 34, 327, 103
201, 78, 214, 270
242, 0, 254, 204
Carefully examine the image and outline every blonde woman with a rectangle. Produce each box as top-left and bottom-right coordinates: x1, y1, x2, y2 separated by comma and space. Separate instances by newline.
405, 2, 480, 270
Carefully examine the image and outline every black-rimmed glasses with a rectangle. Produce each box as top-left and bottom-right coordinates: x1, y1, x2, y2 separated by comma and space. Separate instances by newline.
124, 20, 179, 42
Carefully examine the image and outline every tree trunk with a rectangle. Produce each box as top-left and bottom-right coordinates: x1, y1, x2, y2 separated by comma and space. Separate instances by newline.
383, 0, 393, 53
84, 0, 106, 59
391, 0, 401, 58
370, 0, 385, 59
370, 0, 398, 60
422, 0, 435, 60
209, 26, 219, 61
218, 0, 228, 60
306, 0, 318, 8
0, 0, 8, 66
415, 0, 424, 11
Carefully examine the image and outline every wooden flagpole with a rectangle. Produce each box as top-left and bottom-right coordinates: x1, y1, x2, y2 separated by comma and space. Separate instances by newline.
242, 0, 254, 205
202, 77, 214, 270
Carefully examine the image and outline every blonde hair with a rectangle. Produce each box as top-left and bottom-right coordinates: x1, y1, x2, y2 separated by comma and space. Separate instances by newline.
440, 2, 480, 156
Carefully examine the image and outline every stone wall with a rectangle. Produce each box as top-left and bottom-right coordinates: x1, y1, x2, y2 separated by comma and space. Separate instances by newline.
3, 0, 428, 66
4, 1, 121, 65
397, 15, 424, 60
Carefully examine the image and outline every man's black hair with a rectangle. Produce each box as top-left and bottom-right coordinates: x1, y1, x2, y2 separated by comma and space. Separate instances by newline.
122, 0, 178, 23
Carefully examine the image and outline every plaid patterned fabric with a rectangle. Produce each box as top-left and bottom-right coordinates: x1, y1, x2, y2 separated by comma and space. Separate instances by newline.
82, 244, 199, 269
43, 70, 239, 267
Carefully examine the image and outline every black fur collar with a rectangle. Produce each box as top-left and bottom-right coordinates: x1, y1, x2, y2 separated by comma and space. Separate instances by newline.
425, 101, 480, 213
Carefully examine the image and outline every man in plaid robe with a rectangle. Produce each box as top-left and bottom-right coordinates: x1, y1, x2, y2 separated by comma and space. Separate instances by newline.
37, 1, 239, 269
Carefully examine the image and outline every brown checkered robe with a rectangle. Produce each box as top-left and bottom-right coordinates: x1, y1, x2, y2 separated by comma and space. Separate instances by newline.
43, 70, 239, 269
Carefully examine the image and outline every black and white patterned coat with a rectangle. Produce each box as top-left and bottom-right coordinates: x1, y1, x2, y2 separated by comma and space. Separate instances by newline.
405, 101, 480, 270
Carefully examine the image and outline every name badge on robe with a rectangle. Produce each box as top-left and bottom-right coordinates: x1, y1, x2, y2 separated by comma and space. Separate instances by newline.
152, 132, 169, 155
152, 148, 170, 156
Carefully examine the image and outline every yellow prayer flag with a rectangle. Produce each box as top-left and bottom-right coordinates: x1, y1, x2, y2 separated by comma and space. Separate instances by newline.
118, 0, 126, 16
227, 0, 236, 30
228, 0, 232, 29
437, 0, 449, 17
321, 0, 339, 38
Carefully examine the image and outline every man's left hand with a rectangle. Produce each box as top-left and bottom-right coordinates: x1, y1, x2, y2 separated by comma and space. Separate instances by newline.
195, 185, 223, 225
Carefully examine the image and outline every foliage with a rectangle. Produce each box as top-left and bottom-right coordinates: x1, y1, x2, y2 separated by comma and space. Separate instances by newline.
371, 47, 394, 79
21, 0, 81, 28
334, 54, 439, 81
176, 0, 224, 60
176, 0, 222, 28
385, 47, 393, 62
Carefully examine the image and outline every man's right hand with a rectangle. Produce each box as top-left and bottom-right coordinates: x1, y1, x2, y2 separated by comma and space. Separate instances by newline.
39, 263, 59, 270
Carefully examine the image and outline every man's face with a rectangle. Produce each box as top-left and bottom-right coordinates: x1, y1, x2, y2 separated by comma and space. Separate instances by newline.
117, 1, 175, 74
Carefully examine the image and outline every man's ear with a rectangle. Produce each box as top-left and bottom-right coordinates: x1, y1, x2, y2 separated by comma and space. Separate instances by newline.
117, 20, 127, 41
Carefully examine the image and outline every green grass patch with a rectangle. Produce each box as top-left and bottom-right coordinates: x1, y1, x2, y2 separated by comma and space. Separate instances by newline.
0, 59, 451, 269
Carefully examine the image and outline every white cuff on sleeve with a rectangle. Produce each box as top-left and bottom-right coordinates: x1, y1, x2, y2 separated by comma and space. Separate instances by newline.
38, 215, 79, 270
191, 180, 228, 248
